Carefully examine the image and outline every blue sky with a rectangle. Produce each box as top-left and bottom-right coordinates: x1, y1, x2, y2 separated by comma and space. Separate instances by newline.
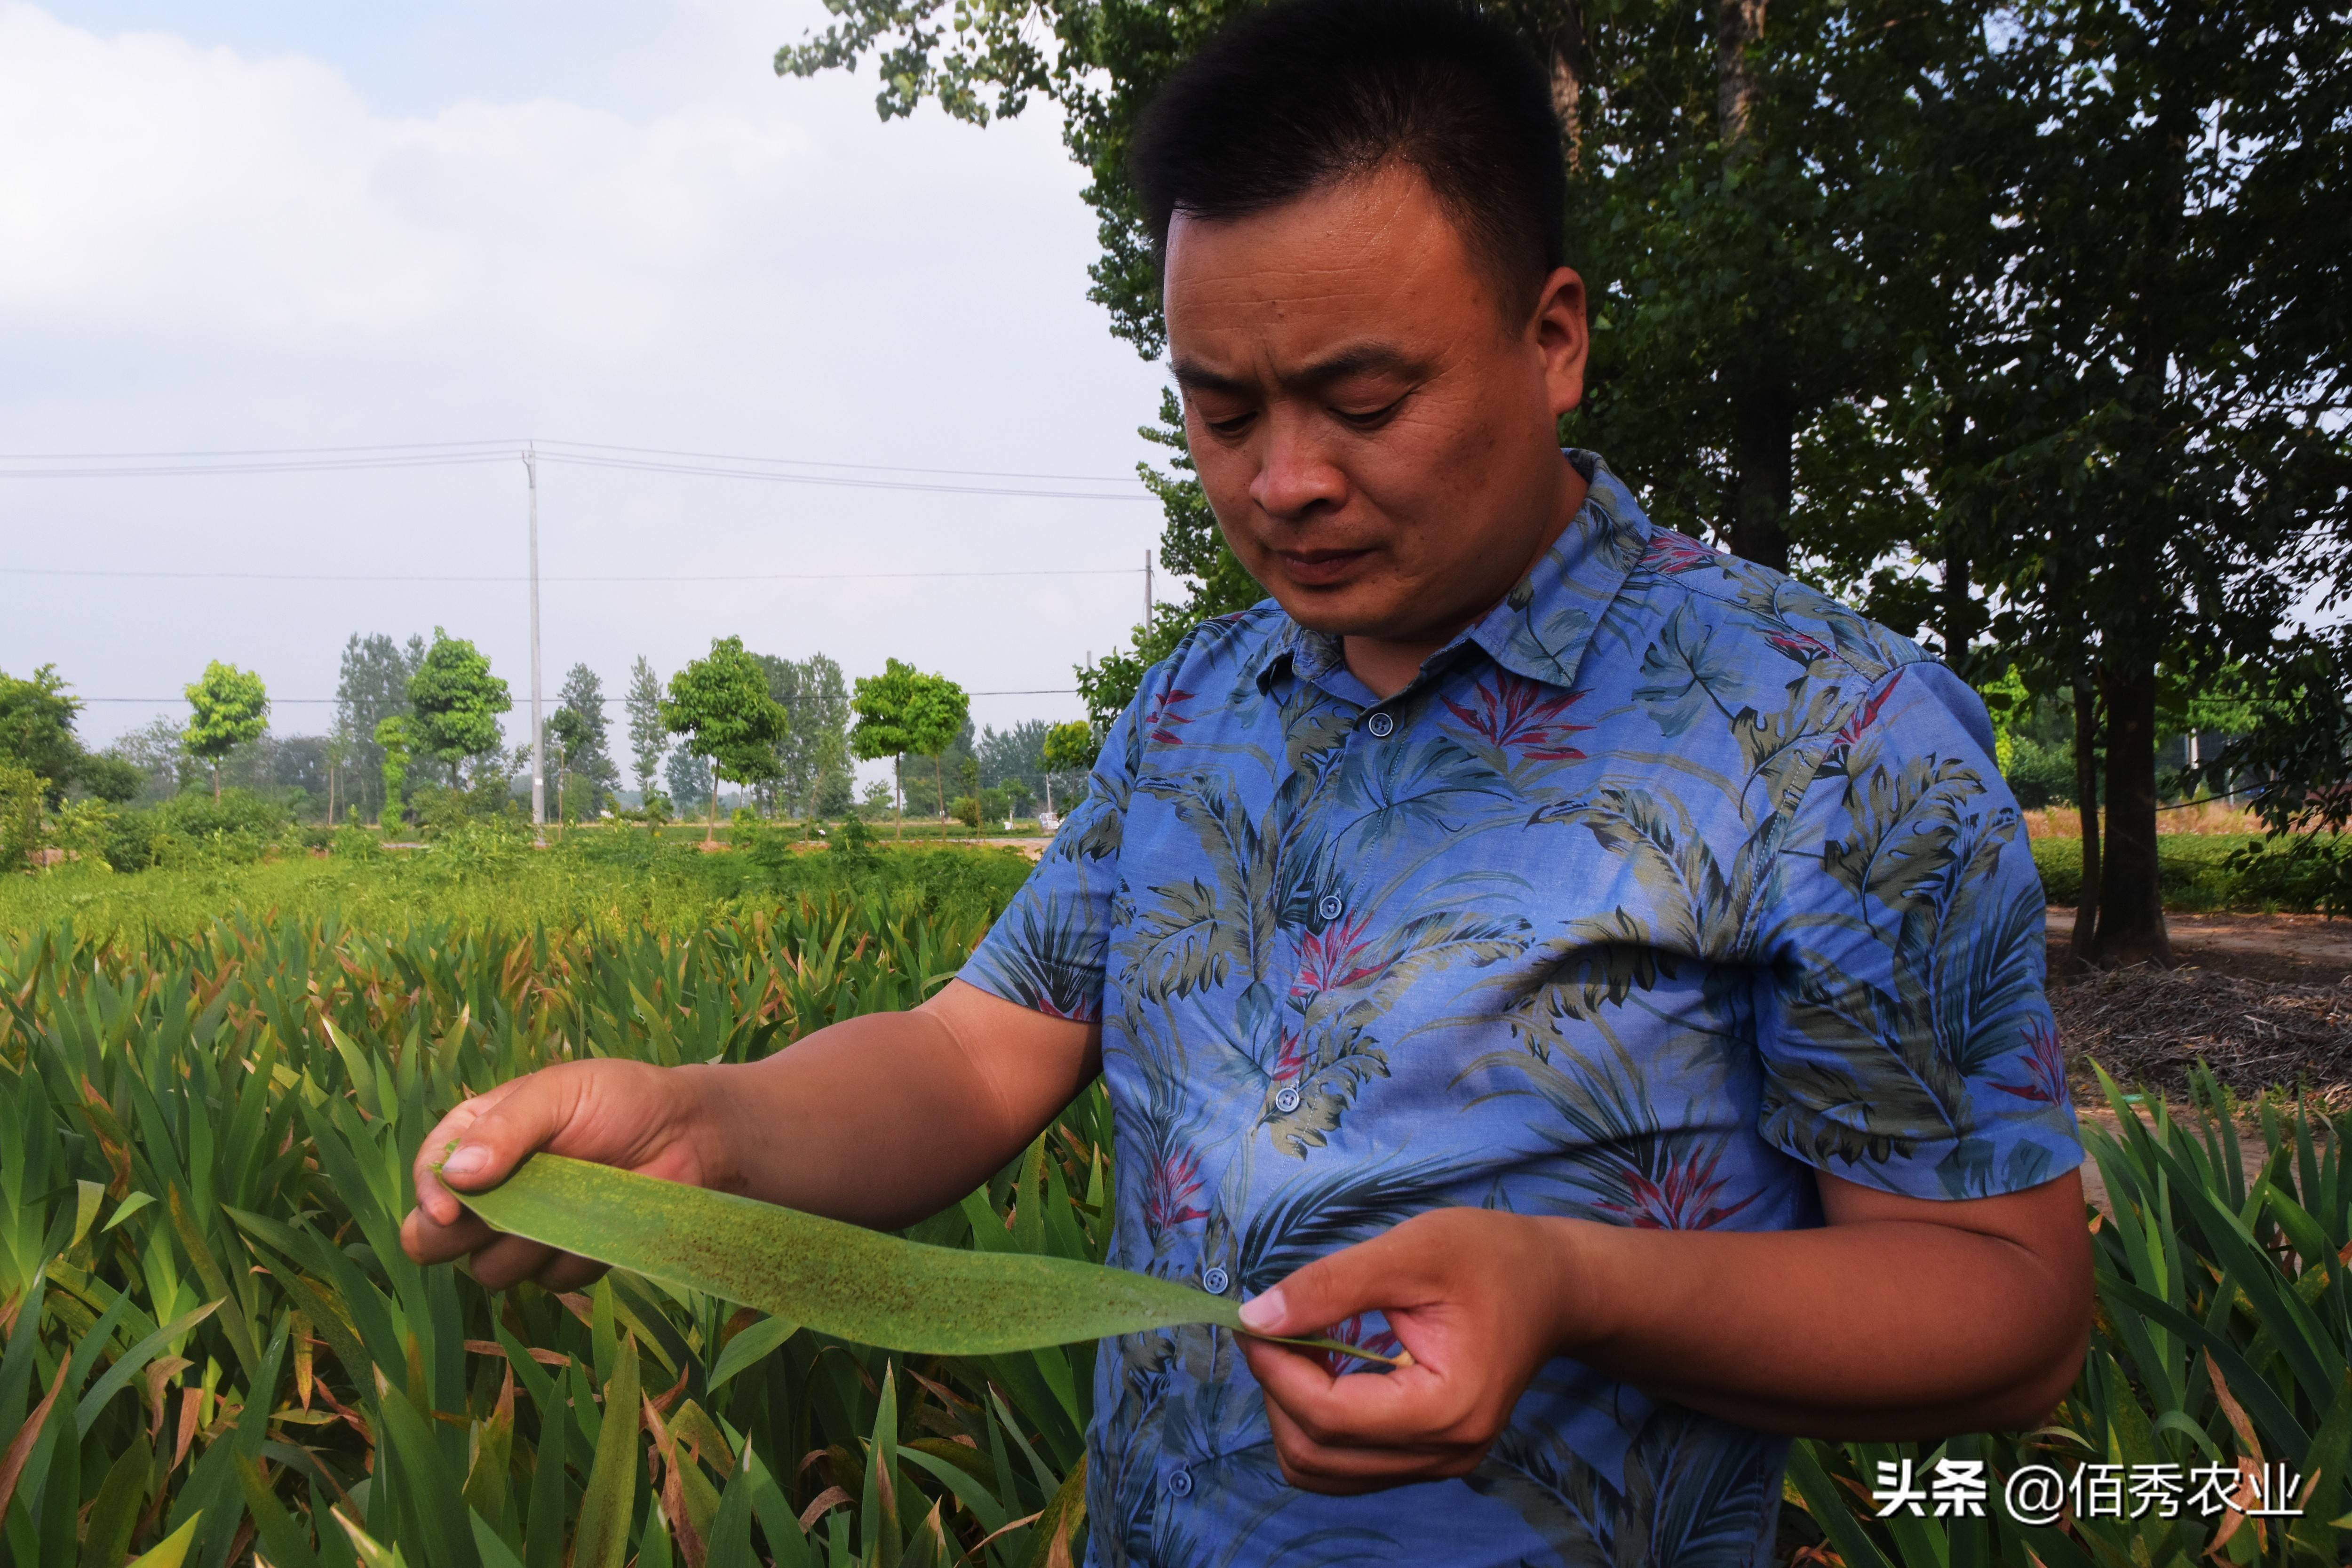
2, 1, 1173, 761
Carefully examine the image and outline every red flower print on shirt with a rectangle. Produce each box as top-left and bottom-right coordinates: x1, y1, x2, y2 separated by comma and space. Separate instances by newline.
1145, 1148, 1208, 1233
1443, 673, 1591, 763
1144, 686, 1197, 746
1596, 1143, 1761, 1231
1289, 915, 1381, 998
1991, 1021, 2067, 1105
1642, 530, 1719, 576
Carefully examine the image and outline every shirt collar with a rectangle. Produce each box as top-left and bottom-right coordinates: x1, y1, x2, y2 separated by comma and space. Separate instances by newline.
1255, 451, 1653, 697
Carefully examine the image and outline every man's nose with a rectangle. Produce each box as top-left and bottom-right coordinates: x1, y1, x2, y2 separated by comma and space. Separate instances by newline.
1248, 410, 1347, 520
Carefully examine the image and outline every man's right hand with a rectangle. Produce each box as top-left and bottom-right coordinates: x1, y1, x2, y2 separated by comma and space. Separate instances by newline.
400, 1059, 728, 1290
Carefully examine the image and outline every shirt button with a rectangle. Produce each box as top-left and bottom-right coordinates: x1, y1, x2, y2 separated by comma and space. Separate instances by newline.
1273, 1086, 1301, 1114
1201, 1266, 1230, 1296
1366, 711, 1395, 738
1317, 893, 1344, 922
1168, 1466, 1194, 1499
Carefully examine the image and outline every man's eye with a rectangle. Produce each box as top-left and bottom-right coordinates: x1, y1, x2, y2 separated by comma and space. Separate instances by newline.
1336, 396, 1406, 427
1204, 411, 1256, 438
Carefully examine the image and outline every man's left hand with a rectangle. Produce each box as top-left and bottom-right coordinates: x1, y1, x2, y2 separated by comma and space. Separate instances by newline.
1235, 1207, 1578, 1494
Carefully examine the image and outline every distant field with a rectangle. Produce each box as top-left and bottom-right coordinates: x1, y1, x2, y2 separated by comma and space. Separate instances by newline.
0, 831, 1039, 939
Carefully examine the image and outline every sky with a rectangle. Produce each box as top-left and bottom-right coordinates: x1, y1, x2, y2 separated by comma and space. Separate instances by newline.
0, 0, 1176, 777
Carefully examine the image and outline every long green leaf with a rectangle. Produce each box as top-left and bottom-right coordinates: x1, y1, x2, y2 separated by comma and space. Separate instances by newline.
455, 1154, 1387, 1362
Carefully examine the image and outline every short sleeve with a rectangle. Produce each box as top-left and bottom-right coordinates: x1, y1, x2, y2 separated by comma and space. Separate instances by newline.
1753, 662, 2083, 1200
955, 692, 1145, 1023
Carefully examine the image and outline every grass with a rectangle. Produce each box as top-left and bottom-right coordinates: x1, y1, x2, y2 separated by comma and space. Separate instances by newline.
6, 848, 2352, 1565
2029, 834, 2272, 912
0, 830, 1037, 943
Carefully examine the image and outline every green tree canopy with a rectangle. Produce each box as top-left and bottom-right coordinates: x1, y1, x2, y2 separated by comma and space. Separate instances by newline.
334, 631, 424, 820
407, 628, 512, 781
625, 655, 667, 802
1041, 719, 1099, 778
663, 636, 792, 842
0, 665, 87, 808
373, 715, 413, 828
850, 660, 971, 824
183, 661, 270, 801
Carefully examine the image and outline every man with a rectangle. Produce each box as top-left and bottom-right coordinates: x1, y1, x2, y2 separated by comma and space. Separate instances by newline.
404, 2, 2090, 1561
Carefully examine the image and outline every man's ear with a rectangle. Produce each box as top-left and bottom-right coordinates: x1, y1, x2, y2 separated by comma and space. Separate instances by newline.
1531, 266, 1589, 419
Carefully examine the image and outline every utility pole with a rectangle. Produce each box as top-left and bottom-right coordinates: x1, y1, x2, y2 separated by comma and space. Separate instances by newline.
525, 444, 545, 847
1144, 549, 1154, 627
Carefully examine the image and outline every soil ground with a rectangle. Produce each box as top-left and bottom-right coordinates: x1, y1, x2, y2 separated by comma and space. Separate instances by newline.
2044, 909, 2352, 1109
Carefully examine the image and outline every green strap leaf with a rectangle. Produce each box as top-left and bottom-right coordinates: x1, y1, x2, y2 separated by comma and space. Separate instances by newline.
456, 1154, 1393, 1364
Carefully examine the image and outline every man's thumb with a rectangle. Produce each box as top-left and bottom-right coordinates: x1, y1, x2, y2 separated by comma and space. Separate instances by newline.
437, 1074, 576, 1190
1237, 1239, 1388, 1337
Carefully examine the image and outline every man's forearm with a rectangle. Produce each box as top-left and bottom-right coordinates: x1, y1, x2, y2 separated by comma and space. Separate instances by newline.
680, 992, 1098, 1231
1551, 1175, 2091, 1438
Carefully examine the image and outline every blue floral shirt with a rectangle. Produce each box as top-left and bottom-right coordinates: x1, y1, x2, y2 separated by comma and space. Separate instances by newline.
961, 453, 2081, 1568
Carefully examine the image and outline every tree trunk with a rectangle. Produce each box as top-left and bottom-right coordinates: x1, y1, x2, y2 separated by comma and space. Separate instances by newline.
1714, 0, 1792, 574
213, 764, 222, 802
1548, 5, 1590, 174
934, 755, 946, 820
707, 760, 719, 846
2070, 682, 2101, 973
1716, 0, 1765, 158
2090, 661, 2172, 967
1729, 368, 1794, 572
1941, 546, 1972, 677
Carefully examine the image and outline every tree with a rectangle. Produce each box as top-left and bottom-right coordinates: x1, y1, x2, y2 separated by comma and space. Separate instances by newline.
662, 636, 792, 844
1937, 0, 2352, 967
183, 661, 270, 801
335, 632, 424, 820
1040, 719, 1099, 818
753, 651, 856, 819
373, 716, 413, 828
552, 663, 618, 818
664, 747, 712, 820
625, 656, 667, 804
849, 660, 969, 832
407, 629, 512, 784
100, 717, 187, 803
0, 665, 87, 807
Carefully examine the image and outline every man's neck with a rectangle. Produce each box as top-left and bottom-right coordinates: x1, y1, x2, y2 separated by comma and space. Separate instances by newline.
1342, 463, 1591, 700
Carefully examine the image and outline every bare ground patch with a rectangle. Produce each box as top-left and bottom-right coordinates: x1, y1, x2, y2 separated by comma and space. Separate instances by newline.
2046, 908, 2352, 1106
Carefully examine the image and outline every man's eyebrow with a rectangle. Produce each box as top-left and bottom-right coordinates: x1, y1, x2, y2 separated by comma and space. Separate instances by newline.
1170, 357, 1253, 396
1287, 342, 1422, 389
1170, 342, 1426, 398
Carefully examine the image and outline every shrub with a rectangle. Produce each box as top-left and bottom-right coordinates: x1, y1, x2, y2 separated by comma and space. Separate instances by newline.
2003, 733, 2078, 809
0, 759, 40, 872
2227, 832, 2352, 917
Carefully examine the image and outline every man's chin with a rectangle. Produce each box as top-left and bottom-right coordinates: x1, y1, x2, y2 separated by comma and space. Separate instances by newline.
1264, 582, 1413, 641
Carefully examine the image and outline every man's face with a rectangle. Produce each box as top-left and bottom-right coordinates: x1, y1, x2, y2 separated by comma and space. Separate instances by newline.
1163, 161, 1589, 651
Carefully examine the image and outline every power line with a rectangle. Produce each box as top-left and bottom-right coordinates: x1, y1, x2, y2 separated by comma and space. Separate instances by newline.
0, 435, 1156, 500
78, 689, 1080, 704
2, 565, 1145, 584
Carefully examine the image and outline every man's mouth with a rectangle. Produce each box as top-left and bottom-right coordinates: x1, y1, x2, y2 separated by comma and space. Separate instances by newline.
1274, 548, 1374, 588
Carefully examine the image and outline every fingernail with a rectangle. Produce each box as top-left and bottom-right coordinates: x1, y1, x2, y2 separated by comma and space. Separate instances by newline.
1238, 1287, 1285, 1331
440, 1146, 487, 1180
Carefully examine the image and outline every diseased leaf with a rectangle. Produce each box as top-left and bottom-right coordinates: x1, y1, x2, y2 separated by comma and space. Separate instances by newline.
456, 1154, 1399, 1364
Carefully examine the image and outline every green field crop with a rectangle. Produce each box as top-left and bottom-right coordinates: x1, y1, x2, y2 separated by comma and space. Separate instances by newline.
3, 860, 2350, 1565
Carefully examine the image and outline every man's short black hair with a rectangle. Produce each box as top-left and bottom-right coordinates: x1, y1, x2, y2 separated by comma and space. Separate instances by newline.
1130, 0, 1566, 316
